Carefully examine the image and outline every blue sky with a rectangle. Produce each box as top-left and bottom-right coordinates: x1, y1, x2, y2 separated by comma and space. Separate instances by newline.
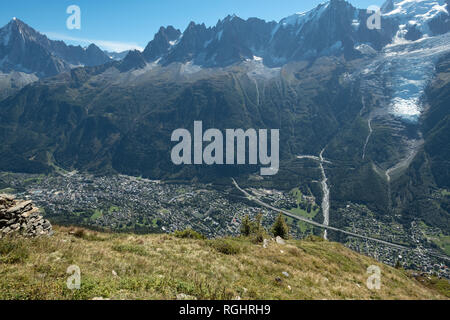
0, 0, 385, 52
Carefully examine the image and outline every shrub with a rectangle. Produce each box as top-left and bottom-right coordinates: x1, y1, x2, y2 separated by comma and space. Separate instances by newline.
210, 239, 241, 255
174, 228, 206, 240
71, 228, 86, 239
251, 214, 267, 243
271, 213, 289, 239
305, 235, 325, 242
430, 277, 450, 298
239, 213, 267, 243
0, 239, 29, 264
240, 215, 252, 236
255, 216, 266, 243
252, 230, 266, 244
69, 227, 106, 241
112, 244, 148, 256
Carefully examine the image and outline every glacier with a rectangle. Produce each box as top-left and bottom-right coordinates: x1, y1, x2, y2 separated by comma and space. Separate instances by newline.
383, 32, 450, 121
360, 32, 450, 122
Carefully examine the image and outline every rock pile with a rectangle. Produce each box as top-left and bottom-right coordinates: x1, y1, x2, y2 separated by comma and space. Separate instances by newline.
0, 194, 53, 238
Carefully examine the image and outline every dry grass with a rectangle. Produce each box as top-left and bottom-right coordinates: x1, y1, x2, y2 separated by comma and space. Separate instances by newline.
0, 226, 447, 300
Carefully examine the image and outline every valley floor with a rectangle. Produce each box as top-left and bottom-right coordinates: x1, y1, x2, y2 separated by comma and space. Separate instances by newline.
1, 171, 449, 279
0, 226, 448, 300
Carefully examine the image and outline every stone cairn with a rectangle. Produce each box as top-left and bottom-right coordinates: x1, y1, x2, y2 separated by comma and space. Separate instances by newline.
0, 194, 53, 238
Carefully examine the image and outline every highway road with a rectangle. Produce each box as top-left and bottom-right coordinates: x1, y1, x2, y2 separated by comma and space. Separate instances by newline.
232, 178, 450, 262
233, 178, 408, 250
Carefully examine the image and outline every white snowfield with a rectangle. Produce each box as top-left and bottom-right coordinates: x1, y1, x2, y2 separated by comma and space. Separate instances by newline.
280, 2, 330, 28
383, 0, 448, 36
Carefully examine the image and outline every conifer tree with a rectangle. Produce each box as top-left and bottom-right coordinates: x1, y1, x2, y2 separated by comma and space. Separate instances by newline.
271, 213, 289, 239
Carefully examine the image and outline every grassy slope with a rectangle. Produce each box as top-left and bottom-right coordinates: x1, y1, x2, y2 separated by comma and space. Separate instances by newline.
0, 226, 448, 300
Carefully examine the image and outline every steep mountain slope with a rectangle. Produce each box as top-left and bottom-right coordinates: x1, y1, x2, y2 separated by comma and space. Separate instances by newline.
143, 26, 182, 61
0, 56, 359, 177
389, 52, 450, 229
0, 226, 447, 300
0, 71, 38, 101
424, 52, 450, 185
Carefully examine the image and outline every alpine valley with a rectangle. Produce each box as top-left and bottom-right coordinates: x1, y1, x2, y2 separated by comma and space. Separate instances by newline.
0, 0, 449, 279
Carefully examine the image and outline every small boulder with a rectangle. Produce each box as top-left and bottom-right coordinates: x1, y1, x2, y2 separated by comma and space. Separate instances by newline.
276, 236, 285, 245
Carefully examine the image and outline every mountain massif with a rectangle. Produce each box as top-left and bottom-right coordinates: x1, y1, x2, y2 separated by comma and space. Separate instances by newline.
0, 18, 111, 99
0, 0, 449, 249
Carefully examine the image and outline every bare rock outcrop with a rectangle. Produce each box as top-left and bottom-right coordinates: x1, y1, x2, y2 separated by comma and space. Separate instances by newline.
0, 194, 53, 238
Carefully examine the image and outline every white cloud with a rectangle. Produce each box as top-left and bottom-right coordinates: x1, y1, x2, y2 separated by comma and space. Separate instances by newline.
44, 32, 144, 53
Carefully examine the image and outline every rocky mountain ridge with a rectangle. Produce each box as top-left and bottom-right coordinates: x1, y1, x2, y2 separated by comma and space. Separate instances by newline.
0, 18, 111, 76
122, 0, 449, 69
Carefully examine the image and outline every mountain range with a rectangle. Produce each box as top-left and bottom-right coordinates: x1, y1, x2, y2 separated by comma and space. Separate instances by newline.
0, 0, 449, 244
1, 1, 449, 79
123, 0, 450, 68
0, 17, 111, 99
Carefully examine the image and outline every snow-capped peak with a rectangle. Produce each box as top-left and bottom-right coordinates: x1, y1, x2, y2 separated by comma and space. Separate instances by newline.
0, 17, 41, 44
280, 2, 330, 28
383, 0, 448, 36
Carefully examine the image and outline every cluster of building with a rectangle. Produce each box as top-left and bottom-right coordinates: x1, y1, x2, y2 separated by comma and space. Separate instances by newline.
2, 171, 448, 279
